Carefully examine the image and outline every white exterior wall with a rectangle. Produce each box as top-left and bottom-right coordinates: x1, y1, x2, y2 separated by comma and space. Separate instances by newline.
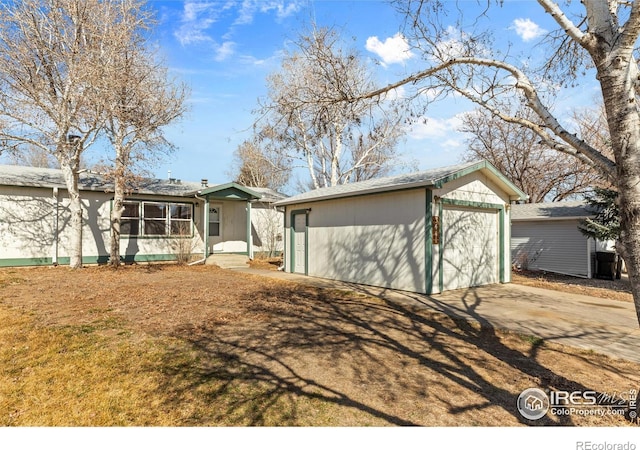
251, 205, 284, 256
0, 185, 57, 261
511, 219, 591, 278
0, 185, 206, 266
285, 189, 427, 293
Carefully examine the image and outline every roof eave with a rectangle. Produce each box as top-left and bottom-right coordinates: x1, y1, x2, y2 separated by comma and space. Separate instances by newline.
433, 160, 528, 202
274, 179, 436, 207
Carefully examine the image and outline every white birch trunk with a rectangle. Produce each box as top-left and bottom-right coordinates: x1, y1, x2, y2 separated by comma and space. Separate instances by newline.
584, 0, 640, 325
60, 161, 83, 269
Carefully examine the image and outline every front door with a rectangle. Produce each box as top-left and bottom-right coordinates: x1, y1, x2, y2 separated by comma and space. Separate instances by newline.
208, 205, 222, 252
293, 213, 306, 274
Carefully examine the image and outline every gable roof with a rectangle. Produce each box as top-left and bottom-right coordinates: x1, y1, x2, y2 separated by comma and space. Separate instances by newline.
199, 182, 262, 200
511, 201, 595, 221
0, 164, 264, 200
274, 160, 527, 206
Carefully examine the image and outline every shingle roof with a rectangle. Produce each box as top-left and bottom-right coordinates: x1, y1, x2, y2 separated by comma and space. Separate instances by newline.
247, 186, 288, 203
275, 159, 526, 206
0, 164, 235, 198
511, 201, 594, 220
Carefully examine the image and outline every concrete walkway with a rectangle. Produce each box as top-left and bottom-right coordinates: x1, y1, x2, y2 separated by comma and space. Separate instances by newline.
232, 267, 640, 364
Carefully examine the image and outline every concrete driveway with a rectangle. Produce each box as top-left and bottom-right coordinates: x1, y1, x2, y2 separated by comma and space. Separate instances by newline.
234, 268, 640, 364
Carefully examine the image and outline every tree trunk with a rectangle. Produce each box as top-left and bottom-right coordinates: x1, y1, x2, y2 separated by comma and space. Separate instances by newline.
615, 175, 640, 326
60, 162, 83, 269
110, 178, 124, 268
597, 49, 640, 326
110, 147, 129, 268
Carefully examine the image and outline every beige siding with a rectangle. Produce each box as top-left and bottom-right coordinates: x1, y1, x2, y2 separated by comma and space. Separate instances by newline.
286, 189, 427, 293
210, 201, 249, 253
511, 219, 590, 277
0, 185, 206, 265
251, 206, 284, 255
434, 172, 510, 204
0, 186, 56, 260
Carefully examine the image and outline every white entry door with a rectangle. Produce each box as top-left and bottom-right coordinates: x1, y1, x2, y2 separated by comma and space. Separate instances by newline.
208, 205, 222, 252
442, 206, 499, 291
293, 213, 306, 274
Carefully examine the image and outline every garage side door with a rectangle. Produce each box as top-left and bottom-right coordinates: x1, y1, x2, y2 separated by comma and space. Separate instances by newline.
293, 213, 307, 274
442, 206, 499, 291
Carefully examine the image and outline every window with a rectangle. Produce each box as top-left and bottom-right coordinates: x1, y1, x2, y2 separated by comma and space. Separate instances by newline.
171, 204, 192, 236
144, 202, 168, 235
119, 200, 192, 237
209, 207, 220, 237
121, 201, 140, 235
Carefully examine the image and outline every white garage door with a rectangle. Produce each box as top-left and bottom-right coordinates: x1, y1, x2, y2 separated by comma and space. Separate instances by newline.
442, 206, 499, 291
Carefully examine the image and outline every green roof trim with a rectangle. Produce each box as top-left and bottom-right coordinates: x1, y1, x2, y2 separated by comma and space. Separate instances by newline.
432, 160, 527, 201
199, 182, 262, 200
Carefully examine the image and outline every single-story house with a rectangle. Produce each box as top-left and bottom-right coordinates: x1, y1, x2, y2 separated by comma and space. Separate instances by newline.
274, 160, 527, 294
511, 201, 614, 278
0, 164, 285, 266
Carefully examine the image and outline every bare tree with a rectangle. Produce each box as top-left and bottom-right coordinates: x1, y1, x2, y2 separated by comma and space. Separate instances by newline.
99, 5, 189, 268
230, 138, 291, 191
255, 25, 408, 190
353, 1, 640, 325
460, 107, 604, 203
6, 145, 59, 169
0, 0, 140, 268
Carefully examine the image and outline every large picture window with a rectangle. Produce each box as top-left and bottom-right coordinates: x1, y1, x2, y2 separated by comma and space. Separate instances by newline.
119, 201, 192, 237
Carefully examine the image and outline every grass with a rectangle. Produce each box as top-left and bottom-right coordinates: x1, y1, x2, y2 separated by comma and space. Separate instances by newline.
0, 264, 638, 426
0, 307, 170, 426
0, 303, 340, 426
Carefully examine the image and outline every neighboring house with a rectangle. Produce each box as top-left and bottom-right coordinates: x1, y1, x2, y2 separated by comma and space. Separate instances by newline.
0, 164, 284, 266
274, 160, 527, 294
511, 201, 614, 278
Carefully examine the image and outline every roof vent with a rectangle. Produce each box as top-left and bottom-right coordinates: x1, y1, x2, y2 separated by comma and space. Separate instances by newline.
201, 179, 208, 187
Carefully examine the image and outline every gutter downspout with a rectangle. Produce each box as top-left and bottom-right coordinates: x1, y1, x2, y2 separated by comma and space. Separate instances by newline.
52, 187, 59, 265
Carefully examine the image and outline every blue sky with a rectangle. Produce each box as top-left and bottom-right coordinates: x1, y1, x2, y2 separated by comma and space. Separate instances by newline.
119, 1, 598, 190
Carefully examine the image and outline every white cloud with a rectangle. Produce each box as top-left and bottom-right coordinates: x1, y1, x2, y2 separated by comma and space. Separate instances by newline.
365, 33, 413, 66
236, 0, 303, 25
214, 41, 236, 61
174, 2, 222, 46
511, 18, 547, 42
408, 115, 464, 141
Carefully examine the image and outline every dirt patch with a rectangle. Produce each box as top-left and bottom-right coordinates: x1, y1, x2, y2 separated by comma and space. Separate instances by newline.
1, 264, 639, 426
512, 270, 633, 303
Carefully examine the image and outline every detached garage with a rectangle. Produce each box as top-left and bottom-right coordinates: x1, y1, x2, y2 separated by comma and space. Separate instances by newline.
275, 160, 526, 294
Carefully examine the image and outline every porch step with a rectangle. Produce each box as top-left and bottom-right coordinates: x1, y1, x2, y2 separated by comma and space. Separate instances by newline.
205, 254, 250, 269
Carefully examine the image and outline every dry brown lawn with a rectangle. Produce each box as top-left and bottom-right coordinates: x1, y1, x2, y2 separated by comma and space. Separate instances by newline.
512, 270, 633, 302
0, 264, 638, 426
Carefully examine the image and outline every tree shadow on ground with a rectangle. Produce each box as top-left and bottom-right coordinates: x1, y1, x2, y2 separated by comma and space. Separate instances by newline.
154, 281, 638, 426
